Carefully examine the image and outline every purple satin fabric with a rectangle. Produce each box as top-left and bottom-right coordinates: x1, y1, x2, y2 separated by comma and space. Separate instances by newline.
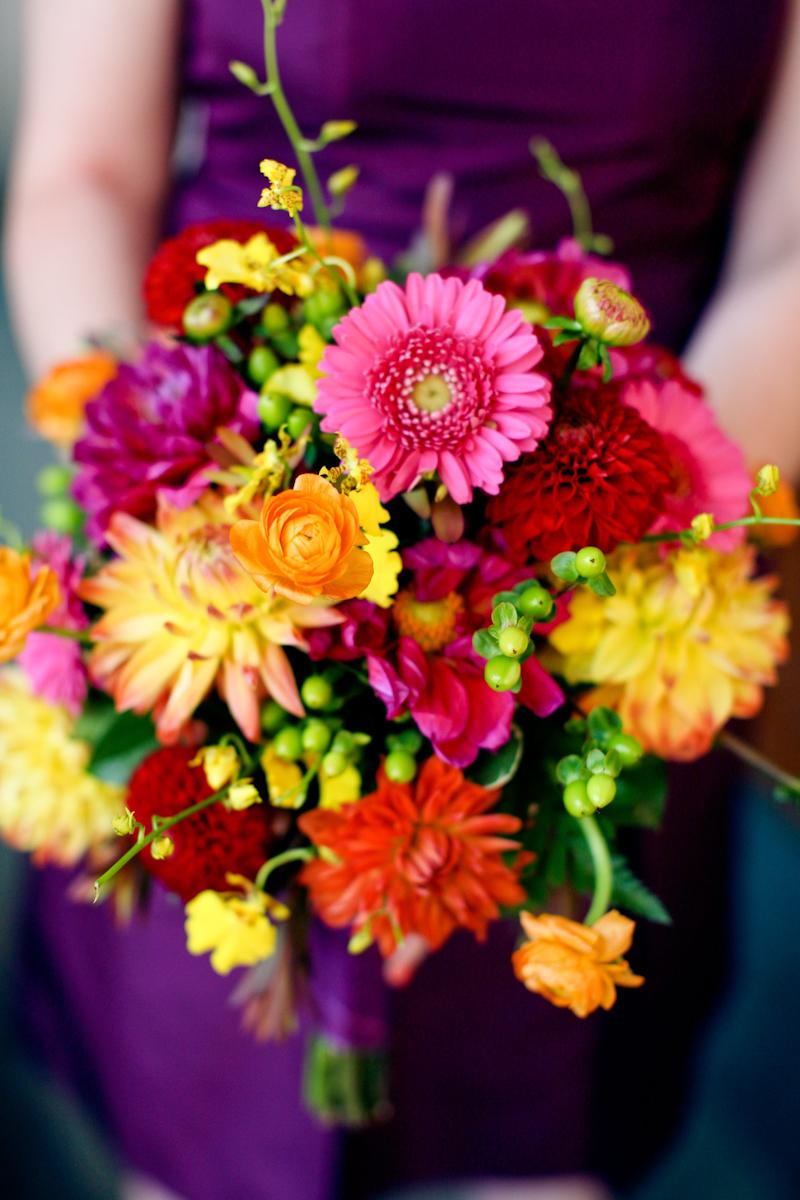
20, 2, 787, 1197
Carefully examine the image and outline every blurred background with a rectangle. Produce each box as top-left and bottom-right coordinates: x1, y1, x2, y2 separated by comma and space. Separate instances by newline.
1, 2, 800, 1198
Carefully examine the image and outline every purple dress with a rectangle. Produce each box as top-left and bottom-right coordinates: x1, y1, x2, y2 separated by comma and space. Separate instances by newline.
20, 2, 786, 1197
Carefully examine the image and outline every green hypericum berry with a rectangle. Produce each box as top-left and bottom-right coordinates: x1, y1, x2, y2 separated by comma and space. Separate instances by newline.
497, 625, 529, 658
322, 749, 348, 777
587, 774, 617, 809
575, 546, 607, 578
261, 699, 287, 733
393, 728, 424, 754
301, 675, 333, 710
384, 750, 417, 784
563, 779, 593, 817
37, 464, 73, 497
484, 655, 522, 691
303, 288, 345, 327
259, 303, 291, 335
247, 345, 280, 386
606, 732, 643, 766
182, 293, 233, 342
40, 498, 83, 536
331, 731, 356, 756
273, 725, 304, 762
257, 391, 293, 431
516, 585, 554, 620
302, 719, 332, 755
286, 407, 313, 440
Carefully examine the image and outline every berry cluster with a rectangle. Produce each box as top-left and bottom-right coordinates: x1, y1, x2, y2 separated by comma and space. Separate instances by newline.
556, 708, 642, 817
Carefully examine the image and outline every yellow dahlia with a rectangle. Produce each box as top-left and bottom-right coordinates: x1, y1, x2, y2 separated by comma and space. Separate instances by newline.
80, 497, 342, 743
0, 669, 123, 865
549, 545, 789, 761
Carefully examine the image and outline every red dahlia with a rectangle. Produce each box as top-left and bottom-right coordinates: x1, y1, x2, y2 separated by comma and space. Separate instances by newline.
487, 384, 672, 562
143, 219, 296, 327
126, 746, 275, 902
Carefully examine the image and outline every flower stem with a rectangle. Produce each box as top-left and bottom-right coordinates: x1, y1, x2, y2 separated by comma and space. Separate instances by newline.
39, 625, 93, 645
720, 731, 800, 796
93, 787, 229, 897
255, 846, 314, 891
639, 514, 800, 546
531, 138, 595, 250
579, 814, 613, 925
262, 0, 331, 231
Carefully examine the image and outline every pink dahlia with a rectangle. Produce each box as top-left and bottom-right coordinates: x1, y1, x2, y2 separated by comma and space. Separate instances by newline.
621, 378, 751, 549
364, 538, 564, 767
18, 532, 88, 715
73, 342, 259, 543
315, 273, 551, 503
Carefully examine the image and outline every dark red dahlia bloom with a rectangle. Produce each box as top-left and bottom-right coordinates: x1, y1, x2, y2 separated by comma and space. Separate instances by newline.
127, 746, 275, 903
480, 238, 631, 319
143, 218, 296, 327
487, 385, 673, 562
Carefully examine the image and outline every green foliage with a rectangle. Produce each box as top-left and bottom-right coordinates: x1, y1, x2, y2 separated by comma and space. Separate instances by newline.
550, 551, 579, 583
80, 701, 158, 784
609, 854, 671, 925
468, 725, 524, 789
588, 570, 616, 597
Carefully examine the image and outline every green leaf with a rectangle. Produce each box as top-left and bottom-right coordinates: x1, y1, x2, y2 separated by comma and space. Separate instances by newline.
609, 755, 667, 828
542, 316, 582, 331
88, 710, 158, 785
468, 726, 524, 789
472, 628, 499, 659
610, 854, 672, 925
552, 329, 580, 347
588, 571, 616, 597
550, 551, 579, 582
492, 601, 518, 630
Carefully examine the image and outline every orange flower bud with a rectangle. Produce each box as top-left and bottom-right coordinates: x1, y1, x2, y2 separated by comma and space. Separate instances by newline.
0, 548, 61, 663
230, 474, 373, 604
573, 278, 650, 347
753, 478, 800, 549
26, 352, 117, 447
512, 909, 644, 1017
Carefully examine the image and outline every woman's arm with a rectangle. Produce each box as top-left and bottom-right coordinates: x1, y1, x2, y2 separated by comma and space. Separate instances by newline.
4, 0, 181, 378
686, 0, 800, 480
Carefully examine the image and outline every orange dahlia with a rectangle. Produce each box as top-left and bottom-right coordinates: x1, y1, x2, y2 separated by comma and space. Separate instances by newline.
512, 910, 644, 1017
0, 548, 61, 663
299, 755, 527, 955
80, 496, 341, 743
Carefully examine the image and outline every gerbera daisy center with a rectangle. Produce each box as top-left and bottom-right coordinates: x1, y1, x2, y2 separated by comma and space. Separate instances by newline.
412, 373, 452, 413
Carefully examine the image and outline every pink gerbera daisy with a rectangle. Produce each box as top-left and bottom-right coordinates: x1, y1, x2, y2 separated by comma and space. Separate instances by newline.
621, 378, 751, 549
315, 273, 552, 503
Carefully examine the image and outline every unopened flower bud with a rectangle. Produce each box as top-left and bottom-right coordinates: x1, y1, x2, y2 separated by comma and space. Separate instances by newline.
191, 744, 240, 791
573, 278, 650, 347
151, 835, 175, 860
112, 807, 137, 837
754, 464, 781, 497
690, 512, 715, 543
328, 165, 359, 198
226, 779, 262, 811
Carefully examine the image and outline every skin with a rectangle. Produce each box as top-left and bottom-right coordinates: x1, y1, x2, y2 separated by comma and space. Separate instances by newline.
5, 0, 800, 480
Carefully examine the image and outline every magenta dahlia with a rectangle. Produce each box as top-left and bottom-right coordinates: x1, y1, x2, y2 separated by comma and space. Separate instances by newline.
73, 343, 259, 542
479, 238, 631, 320
487, 384, 674, 561
622, 377, 751, 549
315, 273, 552, 503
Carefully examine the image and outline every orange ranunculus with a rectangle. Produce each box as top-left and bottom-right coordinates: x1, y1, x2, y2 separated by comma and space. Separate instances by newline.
306, 227, 368, 273
230, 473, 373, 605
0, 548, 61, 663
26, 351, 117, 447
753, 479, 800, 549
512, 909, 644, 1018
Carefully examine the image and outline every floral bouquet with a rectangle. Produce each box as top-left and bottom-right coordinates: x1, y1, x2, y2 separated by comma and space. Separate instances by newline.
3, 0, 798, 1125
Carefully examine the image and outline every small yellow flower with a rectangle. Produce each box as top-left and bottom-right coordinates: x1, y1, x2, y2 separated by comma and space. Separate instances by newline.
754, 464, 781, 497
261, 744, 306, 808
191, 744, 240, 791
151, 835, 175, 860
298, 324, 327, 376
197, 233, 313, 297
319, 761, 361, 810
259, 159, 304, 216
690, 512, 715, 543
351, 484, 402, 608
225, 778, 262, 811
222, 438, 291, 515
185, 873, 289, 975
112, 807, 137, 837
